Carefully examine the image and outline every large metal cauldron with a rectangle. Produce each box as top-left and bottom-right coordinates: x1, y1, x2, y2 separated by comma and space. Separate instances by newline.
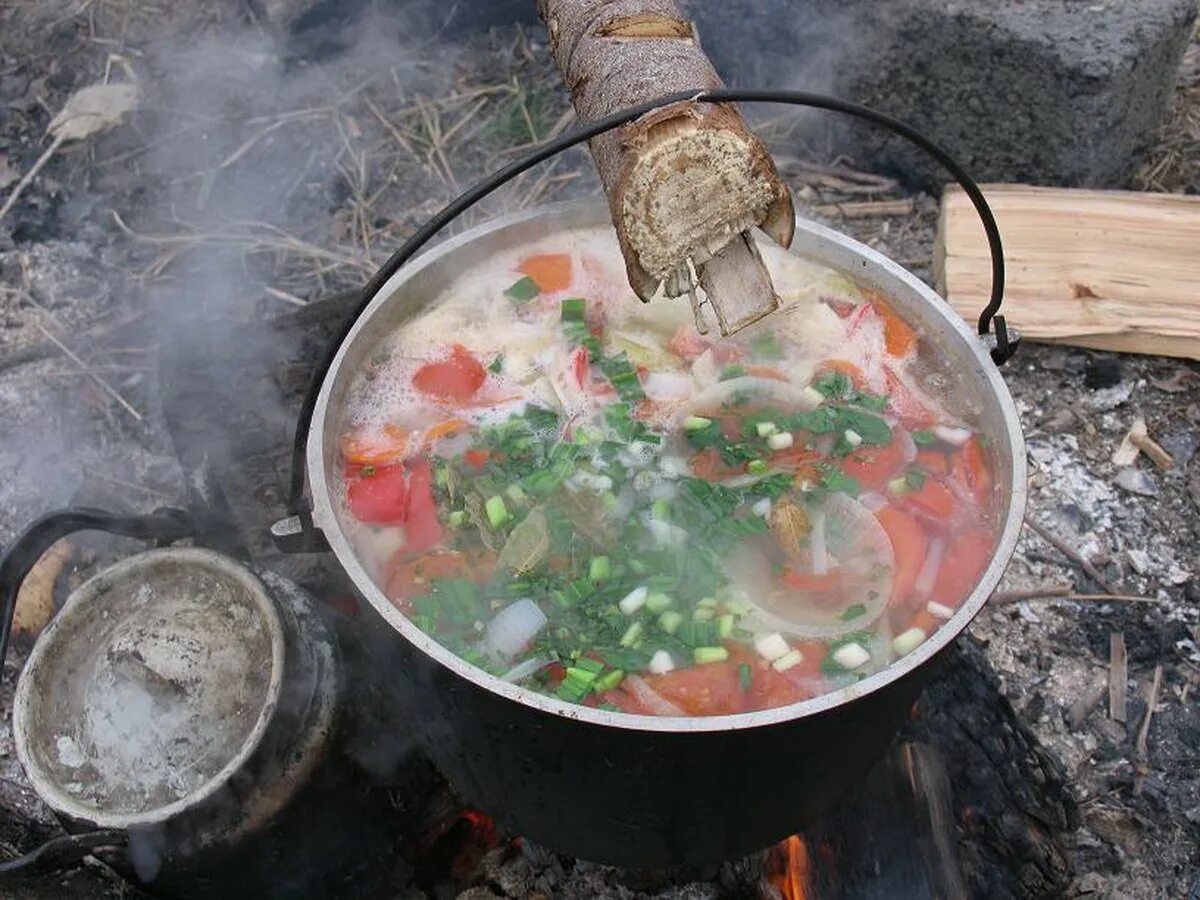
299, 200, 1027, 868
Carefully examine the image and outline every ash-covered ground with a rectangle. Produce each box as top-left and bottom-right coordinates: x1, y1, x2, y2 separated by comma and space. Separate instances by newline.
0, 2, 1197, 898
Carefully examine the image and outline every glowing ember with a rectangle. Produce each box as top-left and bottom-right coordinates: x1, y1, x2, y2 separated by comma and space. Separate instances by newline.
768, 834, 811, 900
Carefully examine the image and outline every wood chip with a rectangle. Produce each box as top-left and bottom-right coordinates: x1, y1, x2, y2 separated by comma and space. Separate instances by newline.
13, 540, 71, 637
812, 198, 914, 219
1135, 665, 1164, 760
1109, 633, 1127, 723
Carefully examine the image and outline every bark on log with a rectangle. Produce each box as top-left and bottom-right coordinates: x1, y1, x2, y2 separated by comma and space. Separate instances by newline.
537, 0, 795, 333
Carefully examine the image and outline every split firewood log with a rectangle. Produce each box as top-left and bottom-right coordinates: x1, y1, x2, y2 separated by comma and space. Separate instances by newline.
537, 0, 795, 335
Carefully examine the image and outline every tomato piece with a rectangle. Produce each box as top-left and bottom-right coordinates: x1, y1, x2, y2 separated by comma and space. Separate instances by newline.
869, 294, 917, 358
463, 448, 490, 470
840, 439, 906, 490
781, 567, 845, 594
727, 645, 817, 710
668, 325, 709, 362
875, 504, 928, 606
385, 550, 470, 603
931, 529, 994, 606
347, 465, 408, 524
645, 662, 745, 716
570, 347, 590, 388
955, 436, 993, 507
412, 345, 487, 403
884, 366, 936, 429
770, 445, 820, 471
817, 358, 869, 390
421, 418, 466, 450
905, 477, 956, 520
690, 448, 743, 481
404, 458, 443, 554
916, 448, 951, 477
518, 253, 572, 292
745, 365, 789, 382
340, 424, 411, 467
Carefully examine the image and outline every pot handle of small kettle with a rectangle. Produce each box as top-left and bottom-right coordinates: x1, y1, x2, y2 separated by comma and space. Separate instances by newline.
0, 507, 191, 880
279, 88, 1018, 546
0, 506, 193, 674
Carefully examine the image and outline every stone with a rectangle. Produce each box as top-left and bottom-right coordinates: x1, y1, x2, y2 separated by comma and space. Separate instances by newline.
681, 0, 1197, 188
1114, 466, 1158, 497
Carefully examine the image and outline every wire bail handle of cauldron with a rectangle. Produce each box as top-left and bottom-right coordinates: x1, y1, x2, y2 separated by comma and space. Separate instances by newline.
278, 88, 1018, 550
0, 507, 194, 877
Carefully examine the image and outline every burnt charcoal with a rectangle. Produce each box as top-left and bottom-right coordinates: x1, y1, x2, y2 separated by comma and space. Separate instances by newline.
1084, 356, 1123, 390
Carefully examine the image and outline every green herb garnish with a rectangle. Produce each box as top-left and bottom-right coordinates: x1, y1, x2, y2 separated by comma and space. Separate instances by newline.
505, 276, 540, 302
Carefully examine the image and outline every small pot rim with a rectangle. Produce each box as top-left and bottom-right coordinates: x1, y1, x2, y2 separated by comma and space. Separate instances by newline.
12, 547, 286, 829
309, 200, 1027, 734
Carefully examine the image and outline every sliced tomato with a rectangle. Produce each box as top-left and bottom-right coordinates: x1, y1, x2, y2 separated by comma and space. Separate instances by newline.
421, 418, 466, 449
954, 436, 993, 507
728, 644, 818, 710
347, 465, 408, 524
340, 424, 410, 467
404, 458, 443, 554
412, 345, 487, 403
905, 477, 956, 520
645, 662, 745, 716
518, 253, 572, 292
781, 567, 844, 594
875, 504, 928, 606
931, 529, 994, 606
840, 439, 906, 490
463, 448, 490, 470
385, 549, 471, 603
770, 445, 820, 472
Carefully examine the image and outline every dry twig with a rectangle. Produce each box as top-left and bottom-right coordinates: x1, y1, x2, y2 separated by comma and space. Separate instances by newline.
1109, 633, 1127, 723
1023, 517, 1117, 595
33, 323, 142, 422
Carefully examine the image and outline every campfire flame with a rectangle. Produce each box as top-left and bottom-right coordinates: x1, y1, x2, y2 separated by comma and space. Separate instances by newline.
768, 834, 811, 900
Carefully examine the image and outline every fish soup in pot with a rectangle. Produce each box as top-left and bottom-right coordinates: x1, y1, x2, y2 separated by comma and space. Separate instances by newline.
331, 222, 1003, 717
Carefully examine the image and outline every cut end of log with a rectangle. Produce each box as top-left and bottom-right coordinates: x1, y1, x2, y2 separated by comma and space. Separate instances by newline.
596, 14, 692, 38
616, 104, 794, 307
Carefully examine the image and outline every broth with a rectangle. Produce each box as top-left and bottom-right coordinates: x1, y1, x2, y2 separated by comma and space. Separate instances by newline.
334, 226, 999, 716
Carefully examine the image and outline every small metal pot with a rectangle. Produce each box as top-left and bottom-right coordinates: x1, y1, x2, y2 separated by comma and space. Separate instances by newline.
2, 517, 338, 878
297, 200, 1027, 867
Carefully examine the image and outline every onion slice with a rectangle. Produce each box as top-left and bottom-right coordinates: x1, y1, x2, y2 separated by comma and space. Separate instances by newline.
621, 675, 686, 716
500, 654, 552, 684
485, 598, 547, 658
914, 536, 946, 599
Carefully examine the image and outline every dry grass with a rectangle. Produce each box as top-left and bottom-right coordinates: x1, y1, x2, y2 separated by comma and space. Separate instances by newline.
1135, 30, 1200, 194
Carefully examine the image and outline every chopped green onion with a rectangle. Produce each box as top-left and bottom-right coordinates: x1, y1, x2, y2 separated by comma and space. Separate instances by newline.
905, 469, 927, 490
738, 663, 753, 692
755, 421, 778, 438
912, 430, 937, 446
619, 585, 648, 615
589, 556, 612, 583
892, 627, 927, 656
692, 607, 715, 622
747, 459, 768, 475
658, 610, 684, 634
619, 622, 644, 648
593, 668, 625, 693
506, 484, 529, 505
448, 510, 466, 528
651, 499, 671, 520
505, 276, 540, 302
887, 477, 909, 496
693, 646, 729, 665
645, 591, 672, 614
560, 297, 586, 322
684, 415, 713, 432
767, 431, 794, 451
488, 354, 504, 374
720, 364, 748, 381
574, 656, 605, 674
771, 649, 804, 672
840, 603, 867, 621
716, 614, 735, 639
485, 495, 510, 528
